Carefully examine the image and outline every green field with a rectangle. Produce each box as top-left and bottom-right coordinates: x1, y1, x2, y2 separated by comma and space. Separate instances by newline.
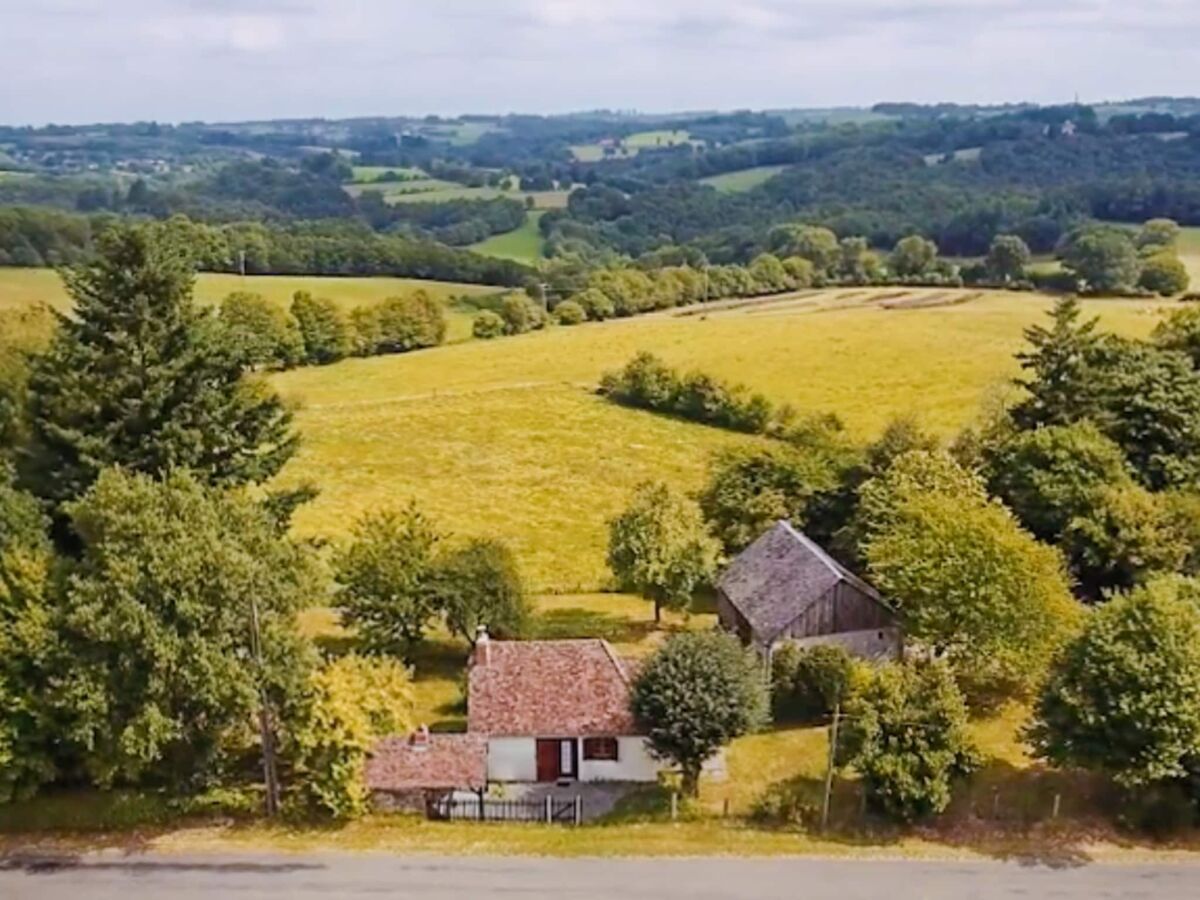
348, 165, 426, 183
345, 177, 570, 209
571, 129, 699, 162
272, 288, 1167, 592
0, 269, 508, 343
468, 210, 546, 264
1179, 225, 1200, 285
700, 165, 789, 193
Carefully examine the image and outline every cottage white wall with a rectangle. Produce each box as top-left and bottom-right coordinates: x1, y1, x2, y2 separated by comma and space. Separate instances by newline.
486, 737, 537, 782
578, 737, 660, 783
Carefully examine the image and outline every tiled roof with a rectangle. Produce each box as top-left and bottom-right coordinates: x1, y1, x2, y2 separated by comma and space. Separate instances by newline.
717, 520, 885, 639
365, 733, 487, 791
468, 639, 638, 737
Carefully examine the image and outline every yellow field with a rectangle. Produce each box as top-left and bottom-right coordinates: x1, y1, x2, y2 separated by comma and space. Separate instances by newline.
0, 269, 508, 343
273, 288, 1168, 591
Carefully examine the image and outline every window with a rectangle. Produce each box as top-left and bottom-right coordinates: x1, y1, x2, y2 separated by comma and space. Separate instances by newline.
582, 737, 619, 761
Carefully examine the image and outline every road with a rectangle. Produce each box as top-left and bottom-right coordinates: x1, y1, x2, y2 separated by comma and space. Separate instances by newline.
2, 853, 1199, 899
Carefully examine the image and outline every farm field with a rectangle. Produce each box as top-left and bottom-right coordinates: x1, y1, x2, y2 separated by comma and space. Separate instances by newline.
348, 165, 426, 183
344, 174, 571, 209
700, 165, 789, 192
571, 129, 698, 162
469, 210, 546, 263
0, 269, 508, 343
1179, 225, 1200, 284
273, 288, 1169, 591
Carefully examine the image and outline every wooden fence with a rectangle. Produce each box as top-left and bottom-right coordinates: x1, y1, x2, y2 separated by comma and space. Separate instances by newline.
426, 792, 581, 825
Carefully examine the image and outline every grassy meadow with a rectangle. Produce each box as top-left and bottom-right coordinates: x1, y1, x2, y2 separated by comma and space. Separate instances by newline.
469, 210, 546, 263
700, 165, 789, 192
273, 288, 1168, 592
571, 129, 698, 162
344, 173, 571, 209
0, 268, 508, 343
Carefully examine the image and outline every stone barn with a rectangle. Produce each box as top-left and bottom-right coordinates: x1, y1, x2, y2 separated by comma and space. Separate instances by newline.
716, 520, 901, 661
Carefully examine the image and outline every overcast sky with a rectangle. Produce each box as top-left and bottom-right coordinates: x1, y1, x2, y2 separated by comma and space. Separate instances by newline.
2, 0, 1198, 125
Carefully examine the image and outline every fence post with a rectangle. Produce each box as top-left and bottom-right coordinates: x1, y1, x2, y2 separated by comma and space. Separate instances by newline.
670, 791, 678, 821
992, 789, 1000, 819
1052, 793, 1061, 820
478, 788, 486, 822
574, 795, 582, 826
544, 794, 553, 824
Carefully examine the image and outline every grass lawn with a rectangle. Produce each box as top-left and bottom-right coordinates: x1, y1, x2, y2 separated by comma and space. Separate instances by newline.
272, 289, 1167, 591
469, 211, 546, 264
0, 269, 508, 343
700, 165, 789, 193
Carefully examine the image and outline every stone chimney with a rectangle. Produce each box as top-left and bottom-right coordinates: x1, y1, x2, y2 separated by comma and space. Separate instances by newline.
410, 723, 430, 751
475, 624, 491, 666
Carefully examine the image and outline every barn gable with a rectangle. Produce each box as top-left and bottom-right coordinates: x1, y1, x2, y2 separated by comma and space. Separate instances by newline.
716, 521, 896, 648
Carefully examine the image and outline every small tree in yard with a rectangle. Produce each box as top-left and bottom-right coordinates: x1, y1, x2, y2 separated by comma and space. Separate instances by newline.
433, 538, 530, 647
286, 654, 414, 819
631, 631, 767, 795
840, 660, 980, 822
1029, 577, 1200, 792
334, 504, 441, 656
607, 481, 719, 623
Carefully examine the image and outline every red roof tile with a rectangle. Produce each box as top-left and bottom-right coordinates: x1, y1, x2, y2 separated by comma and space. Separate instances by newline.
468, 639, 638, 737
365, 733, 487, 791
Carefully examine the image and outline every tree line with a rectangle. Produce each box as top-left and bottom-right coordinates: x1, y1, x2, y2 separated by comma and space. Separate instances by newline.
0, 207, 533, 286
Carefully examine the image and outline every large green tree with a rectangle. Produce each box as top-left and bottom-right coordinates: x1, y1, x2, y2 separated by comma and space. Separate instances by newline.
333, 504, 442, 655
433, 538, 530, 647
1029, 577, 1200, 790
607, 481, 719, 623
50, 469, 319, 789
1061, 227, 1142, 293
985, 234, 1032, 283
864, 459, 1081, 692
1011, 295, 1101, 429
217, 291, 304, 370
630, 631, 767, 795
20, 226, 297, 508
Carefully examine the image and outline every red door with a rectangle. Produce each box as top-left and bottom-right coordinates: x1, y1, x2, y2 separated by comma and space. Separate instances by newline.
536, 739, 560, 782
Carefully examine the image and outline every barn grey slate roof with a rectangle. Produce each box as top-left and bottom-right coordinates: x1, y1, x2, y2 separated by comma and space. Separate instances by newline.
717, 520, 884, 640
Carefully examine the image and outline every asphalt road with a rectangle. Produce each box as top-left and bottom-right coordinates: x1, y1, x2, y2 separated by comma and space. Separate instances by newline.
3, 853, 1200, 899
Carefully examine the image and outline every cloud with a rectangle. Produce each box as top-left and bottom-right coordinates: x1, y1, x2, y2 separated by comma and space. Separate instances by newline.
0, 0, 1198, 124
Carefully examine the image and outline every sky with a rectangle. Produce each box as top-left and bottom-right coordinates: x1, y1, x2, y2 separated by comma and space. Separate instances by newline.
2, 0, 1199, 125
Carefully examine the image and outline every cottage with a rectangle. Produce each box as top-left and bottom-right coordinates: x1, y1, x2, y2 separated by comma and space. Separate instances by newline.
468, 631, 663, 783
717, 520, 901, 660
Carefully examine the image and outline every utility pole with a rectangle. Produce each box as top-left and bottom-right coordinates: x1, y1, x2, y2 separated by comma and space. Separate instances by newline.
820, 703, 841, 832
249, 595, 281, 817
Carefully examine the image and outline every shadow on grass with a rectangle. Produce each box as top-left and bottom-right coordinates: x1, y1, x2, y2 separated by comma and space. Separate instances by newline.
531, 607, 660, 646
408, 636, 469, 732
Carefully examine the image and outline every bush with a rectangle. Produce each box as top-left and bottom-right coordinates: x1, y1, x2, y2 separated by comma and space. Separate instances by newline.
1139, 252, 1190, 297
472, 310, 505, 339
500, 294, 547, 335
572, 288, 615, 320
840, 660, 980, 822
771, 644, 858, 723
374, 290, 447, 352
553, 300, 586, 325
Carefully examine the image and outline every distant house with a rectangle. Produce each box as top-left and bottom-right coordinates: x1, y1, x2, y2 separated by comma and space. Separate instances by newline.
366, 630, 722, 801
716, 520, 901, 661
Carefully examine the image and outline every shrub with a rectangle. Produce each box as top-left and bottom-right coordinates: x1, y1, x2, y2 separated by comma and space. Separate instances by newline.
217, 291, 303, 369
286, 655, 414, 819
291, 291, 350, 364
840, 660, 980, 822
500, 294, 547, 335
374, 290, 447, 352
572, 288, 615, 321
553, 299, 586, 325
472, 310, 505, 339
1139, 252, 1190, 297
771, 643, 858, 723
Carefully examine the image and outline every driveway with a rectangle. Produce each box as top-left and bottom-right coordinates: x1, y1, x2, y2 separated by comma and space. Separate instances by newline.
3, 853, 1200, 899
500, 780, 639, 820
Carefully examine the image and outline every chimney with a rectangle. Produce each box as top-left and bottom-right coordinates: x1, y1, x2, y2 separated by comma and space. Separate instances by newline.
410, 724, 430, 751
475, 624, 491, 666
